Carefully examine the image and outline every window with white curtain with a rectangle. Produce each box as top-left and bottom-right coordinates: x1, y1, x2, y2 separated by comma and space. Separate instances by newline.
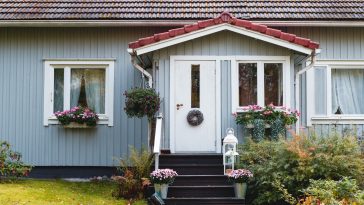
331, 68, 364, 115
311, 61, 364, 124
44, 60, 114, 126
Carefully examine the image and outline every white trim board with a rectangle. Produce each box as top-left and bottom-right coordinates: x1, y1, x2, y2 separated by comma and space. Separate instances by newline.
169, 56, 222, 153
43, 60, 115, 126
132, 24, 313, 55
2, 20, 364, 27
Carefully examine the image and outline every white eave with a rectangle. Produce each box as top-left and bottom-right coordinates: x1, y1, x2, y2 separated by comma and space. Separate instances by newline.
1, 20, 364, 27
129, 23, 314, 56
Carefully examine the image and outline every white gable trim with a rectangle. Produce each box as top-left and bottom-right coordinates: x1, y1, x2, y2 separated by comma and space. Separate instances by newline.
131, 23, 313, 56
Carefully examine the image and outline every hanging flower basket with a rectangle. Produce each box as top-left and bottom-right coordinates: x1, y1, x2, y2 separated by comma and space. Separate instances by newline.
54, 107, 99, 128
124, 88, 160, 121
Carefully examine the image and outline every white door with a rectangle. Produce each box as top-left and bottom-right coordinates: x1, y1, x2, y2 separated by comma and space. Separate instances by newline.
173, 60, 217, 153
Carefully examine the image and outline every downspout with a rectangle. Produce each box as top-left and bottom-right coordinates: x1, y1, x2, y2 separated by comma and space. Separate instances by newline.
129, 52, 153, 88
128, 50, 154, 152
295, 49, 320, 134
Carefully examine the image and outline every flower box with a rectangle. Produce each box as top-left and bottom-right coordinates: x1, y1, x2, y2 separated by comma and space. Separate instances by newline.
62, 122, 96, 129
245, 124, 271, 129
54, 107, 99, 128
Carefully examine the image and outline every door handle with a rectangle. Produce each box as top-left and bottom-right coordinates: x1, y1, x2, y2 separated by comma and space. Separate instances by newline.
176, 104, 184, 110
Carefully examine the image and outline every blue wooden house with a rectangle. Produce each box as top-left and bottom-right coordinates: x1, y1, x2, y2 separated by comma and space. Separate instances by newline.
0, 2, 363, 202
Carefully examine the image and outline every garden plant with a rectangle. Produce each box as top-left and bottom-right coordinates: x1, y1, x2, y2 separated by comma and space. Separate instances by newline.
0, 141, 32, 181
112, 148, 154, 201
238, 132, 364, 205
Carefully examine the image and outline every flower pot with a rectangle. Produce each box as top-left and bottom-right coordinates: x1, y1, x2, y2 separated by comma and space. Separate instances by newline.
62, 122, 95, 129
154, 184, 169, 199
234, 183, 247, 199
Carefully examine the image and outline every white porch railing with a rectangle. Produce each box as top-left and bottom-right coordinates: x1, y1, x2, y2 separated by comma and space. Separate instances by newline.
153, 113, 163, 171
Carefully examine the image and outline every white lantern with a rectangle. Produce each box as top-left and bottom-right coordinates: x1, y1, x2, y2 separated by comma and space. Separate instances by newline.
223, 128, 239, 175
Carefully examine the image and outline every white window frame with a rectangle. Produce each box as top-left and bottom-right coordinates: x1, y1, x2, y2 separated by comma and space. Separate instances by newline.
43, 60, 115, 126
311, 60, 364, 124
231, 56, 291, 113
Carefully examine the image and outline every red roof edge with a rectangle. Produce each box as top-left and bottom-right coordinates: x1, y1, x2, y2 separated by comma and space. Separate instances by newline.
128, 12, 319, 51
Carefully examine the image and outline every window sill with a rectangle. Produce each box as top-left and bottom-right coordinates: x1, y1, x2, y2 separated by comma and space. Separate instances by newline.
311, 116, 364, 124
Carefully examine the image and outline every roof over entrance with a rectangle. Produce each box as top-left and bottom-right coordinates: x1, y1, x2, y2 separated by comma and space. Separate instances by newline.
128, 12, 319, 55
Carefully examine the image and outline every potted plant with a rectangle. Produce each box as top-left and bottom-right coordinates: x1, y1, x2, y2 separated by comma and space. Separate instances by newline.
228, 169, 253, 199
124, 88, 160, 121
234, 104, 299, 141
150, 168, 178, 199
124, 88, 160, 149
54, 106, 99, 128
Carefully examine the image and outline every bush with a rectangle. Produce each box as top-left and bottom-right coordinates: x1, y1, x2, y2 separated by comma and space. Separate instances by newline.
300, 177, 364, 205
124, 88, 160, 121
238, 133, 364, 205
0, 141, 32, 180
112, 148, 154, 200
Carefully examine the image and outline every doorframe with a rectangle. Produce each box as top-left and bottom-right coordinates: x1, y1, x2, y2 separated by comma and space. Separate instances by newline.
170, 56, 221, 153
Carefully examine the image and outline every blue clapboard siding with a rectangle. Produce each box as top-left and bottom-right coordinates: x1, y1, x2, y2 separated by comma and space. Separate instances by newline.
0, 27, 166, 166
288, 27, 364, 60
309, 124, 364, 140
153, 31, 294, 149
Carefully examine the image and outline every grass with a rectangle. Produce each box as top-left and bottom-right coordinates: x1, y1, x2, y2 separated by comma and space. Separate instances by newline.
0, 179, 147, 205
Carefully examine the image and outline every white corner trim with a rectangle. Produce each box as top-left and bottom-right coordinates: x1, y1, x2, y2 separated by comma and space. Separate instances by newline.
306, 68, 315, 126
43, 59, 115, 127
132, 24, 313, 55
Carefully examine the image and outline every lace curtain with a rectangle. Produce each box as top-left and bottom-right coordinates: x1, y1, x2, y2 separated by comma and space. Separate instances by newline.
332, 69, 364, 114
70, 69, 105, 114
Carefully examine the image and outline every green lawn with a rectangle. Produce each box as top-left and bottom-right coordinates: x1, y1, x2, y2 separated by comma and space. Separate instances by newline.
0, 179, 147, 205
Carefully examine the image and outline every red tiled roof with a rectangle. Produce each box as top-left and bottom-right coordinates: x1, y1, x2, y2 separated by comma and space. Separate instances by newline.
0, 0, 363, 20
128, 12, 320, 50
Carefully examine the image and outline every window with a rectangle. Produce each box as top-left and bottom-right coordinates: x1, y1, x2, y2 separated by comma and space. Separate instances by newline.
331, 69, 364, 115
239, 63, 257, 106
44, 60, 114, 126
191, 65, 200, 108
311, 61, 364, 124
233, 57, 290, 112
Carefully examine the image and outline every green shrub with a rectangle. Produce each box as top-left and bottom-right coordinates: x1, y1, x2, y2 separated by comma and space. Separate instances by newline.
238, 133, 364, 205
301, 177, 363, 205
112, 148, 154, 200
0, 141, 32, 180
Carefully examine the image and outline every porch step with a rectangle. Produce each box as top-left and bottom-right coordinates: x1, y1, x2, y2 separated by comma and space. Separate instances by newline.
167, 185, 234, 198
156, 164, 224, 175
158, 154, 223, 165
164, 198, 245, 205
150, 154, 246, 205
172, 175, 229, 186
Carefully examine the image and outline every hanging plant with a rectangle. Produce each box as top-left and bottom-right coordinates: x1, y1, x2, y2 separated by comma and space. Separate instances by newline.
252, 119, 265, 142
270, 118, 285, 140
124, 88, 160, 121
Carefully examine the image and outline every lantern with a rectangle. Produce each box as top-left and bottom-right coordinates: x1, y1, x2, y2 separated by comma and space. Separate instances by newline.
223, 128, 239, 175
